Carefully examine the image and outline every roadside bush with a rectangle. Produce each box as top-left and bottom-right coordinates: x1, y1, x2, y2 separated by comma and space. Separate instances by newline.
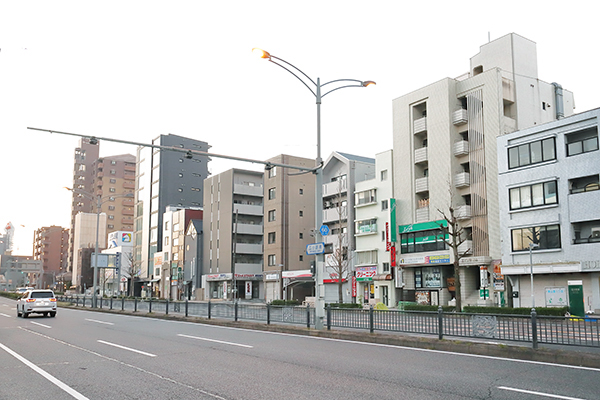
270, 300, 301, 306
404, 304, 456, 312
0, 292, 20, 300
326, 303, 362, 309
463, 306, 569, 316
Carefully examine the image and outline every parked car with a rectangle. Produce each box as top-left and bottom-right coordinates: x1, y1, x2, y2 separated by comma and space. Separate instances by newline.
16, 289, 57, 318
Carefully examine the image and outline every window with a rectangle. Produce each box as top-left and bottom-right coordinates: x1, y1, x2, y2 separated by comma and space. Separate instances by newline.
268, 188, 276, 200
108, 215, 114, 220
509, 181, 557, 210
110, 169, 116, 175
109, 187, 116, 193
381, 199, 389, 210
299, 233, 303, 239
355, 189, 376, 205
566, 127, 599, 156
268, 232, 276, 244
299, 188, 303, 195
400, 229, 447, 254
268, 167, 276, 178
165, 221, 169, 230
511, 224, 561, 252
268, 210, 276, 222
382, 231, 386, 241
108, 206, 115, 211
108, 224, 114, 229
268, 254, 276, 266
299, 255, 303, 261
109, 179, 116, 184
355, 218, 377, 234
508, 137, 556, 169
165, 237, 169, 246
356, 250, 377, 265
299, 210, 303, 217
383, 262, 390, 272
111, 160, 117, 165
381, 170, 388, 181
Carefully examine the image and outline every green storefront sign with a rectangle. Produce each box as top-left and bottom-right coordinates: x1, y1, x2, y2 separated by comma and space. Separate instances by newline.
398, 220, 447, 234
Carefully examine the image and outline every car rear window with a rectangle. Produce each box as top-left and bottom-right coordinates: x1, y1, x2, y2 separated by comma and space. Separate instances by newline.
31, 291, 55, 299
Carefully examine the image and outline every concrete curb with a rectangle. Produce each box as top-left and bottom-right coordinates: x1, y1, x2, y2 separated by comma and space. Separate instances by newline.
63, 304, 600, 369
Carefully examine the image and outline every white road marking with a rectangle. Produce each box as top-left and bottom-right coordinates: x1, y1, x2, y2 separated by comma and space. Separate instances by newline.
97, 340, 156, 357
0, 313, 11, 317
85, 318, 114, 325
0, 342, 89, 400
178, 333, 253, 348
30, 321, 52, 328
498, 386, 586, 400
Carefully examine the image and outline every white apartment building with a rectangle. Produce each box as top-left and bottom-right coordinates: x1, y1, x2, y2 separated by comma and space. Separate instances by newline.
392, 33, 575, 308
497, 108, 600, 314
354, 150, 396, 307
322, 151, 375, 303
72, 212, 107, 293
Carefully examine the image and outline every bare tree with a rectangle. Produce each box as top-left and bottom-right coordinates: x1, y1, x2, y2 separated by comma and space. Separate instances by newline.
325, 180, 352, 304
437, 185, 471, 312
123, 252, 141, 297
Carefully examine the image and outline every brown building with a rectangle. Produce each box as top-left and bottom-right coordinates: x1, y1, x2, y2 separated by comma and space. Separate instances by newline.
32, 226, 69, 290
263, 155, 316, 303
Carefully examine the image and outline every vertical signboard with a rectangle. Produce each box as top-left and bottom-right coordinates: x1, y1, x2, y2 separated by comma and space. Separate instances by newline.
390, 199, 397, 243
385, 222, 391, 251
351, 276, 357, 298
390, 246, 396, 267
245, 281, 252, 299
568, 280, 585, 316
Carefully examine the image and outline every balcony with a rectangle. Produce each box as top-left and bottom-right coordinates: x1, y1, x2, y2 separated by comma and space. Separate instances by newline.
503, 116, 517, 135
415, 207, 429, 223
124, 164, 136, 172
234, 183, 263, 197
123, 181, 135, 189
455, 205, 472, 220
96, 172, 104, 178
458, 240, 473, 255
502, 77, 515, 103
121, 218, 134, 225
414, 147, 428, 164
234, 203, 263, 216
235, 223, 263, 235
234, 262, 263, 274
569, 189, 600, 223
323, 180, 347, 197
415, 177, 429, 193
453, 140, 469, 156
454, 172, 470, 188
122, 209, 134, 216
413, 117, 427, 134
452, 109, 468, 125
122, 199, 134, 206
323, 206, 347, 223
234, 243, 263, 254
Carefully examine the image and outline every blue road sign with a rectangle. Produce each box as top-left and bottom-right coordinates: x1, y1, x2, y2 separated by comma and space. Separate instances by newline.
306, 242, 325, 255
320, 225, 330, 236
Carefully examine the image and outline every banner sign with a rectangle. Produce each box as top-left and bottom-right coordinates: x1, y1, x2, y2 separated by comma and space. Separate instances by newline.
390, 199, 397, 242
355, 266, 377, 281
386, 222, 391, 251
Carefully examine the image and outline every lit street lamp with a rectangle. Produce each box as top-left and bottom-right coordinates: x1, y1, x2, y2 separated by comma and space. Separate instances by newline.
65, 187, 133, 307
253, 48, 374, 329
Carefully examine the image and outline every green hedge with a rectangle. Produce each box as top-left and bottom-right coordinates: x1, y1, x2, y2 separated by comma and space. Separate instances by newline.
270, 300, 301, 306
404, 304, 456, 312
0, 292, 20, 300
463, 306, 569, 316
326, 303, 362, 309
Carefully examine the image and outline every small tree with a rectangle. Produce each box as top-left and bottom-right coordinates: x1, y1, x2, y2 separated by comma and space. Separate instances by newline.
437, 205, 470, 312
124, 252, 141, 297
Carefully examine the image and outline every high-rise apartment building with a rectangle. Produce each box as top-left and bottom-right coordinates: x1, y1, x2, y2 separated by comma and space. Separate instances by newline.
203, 169, 264, 300
392, 33, 575, 308
67, 138, 99, 274
263, 154, 315, 303
32, 226, 69, 289
134, 134, 210, 284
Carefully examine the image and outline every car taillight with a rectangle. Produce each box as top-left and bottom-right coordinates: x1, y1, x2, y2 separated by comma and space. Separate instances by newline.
50, 298, 56, 302
26, 299, 36, 302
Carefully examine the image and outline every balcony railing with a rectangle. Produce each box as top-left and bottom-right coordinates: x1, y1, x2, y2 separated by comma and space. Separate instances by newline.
455, 205, 471, 219
452, 109, 468, 125
235, 223, 263, 235
453, 140, 469, 156
323, 180, 347, 197
413, 117, 427, 134
233, 204, 263, 216
414, 147, 428, 164
415, 177, 429, 193
415, 207, 429, 223
234, 243, 263, 254
454, 172, 470, 188
234, 183, 263, 197
458, 240, 473, 254
323, 206, 347, 223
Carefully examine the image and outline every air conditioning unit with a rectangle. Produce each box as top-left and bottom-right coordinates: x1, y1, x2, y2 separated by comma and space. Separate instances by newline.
591, 227, 600, 238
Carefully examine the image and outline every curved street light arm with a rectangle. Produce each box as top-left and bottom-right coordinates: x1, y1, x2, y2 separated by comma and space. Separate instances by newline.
268, 57, 317, 98
322, 84, 369, 98
321, 78, 364, 87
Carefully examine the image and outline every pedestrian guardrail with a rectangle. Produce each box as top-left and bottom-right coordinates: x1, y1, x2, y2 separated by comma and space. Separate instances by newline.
56, 296, 600, 349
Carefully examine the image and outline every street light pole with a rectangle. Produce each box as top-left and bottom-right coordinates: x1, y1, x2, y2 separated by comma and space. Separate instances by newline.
529, 242, 539, 309
253, 48, 374, 329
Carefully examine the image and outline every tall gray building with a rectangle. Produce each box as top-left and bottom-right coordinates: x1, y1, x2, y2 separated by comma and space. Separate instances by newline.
134, 134, 210, 284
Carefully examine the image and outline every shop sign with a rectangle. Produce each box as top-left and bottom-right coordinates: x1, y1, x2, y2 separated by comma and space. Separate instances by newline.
282, 270, 311, 279
415, 290, 430, 305
479, 266, 489, 288
399, 254, 450, 265
206, 273, 232, 281
351, 276, 357, 297
492, 260, 504, 291
265, 273, 279, 281
355, 266, 377, 281
390, 246, 396, 266
386, 222, 391, 251
398, 220, 447, 234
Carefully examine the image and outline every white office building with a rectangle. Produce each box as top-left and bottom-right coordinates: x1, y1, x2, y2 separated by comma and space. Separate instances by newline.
497, 108, 600, 314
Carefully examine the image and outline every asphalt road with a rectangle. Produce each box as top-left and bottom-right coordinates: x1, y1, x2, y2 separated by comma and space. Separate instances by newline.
1, 296, 599, 400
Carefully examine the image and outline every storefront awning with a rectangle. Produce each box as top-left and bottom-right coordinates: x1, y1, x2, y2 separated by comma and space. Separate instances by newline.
373, 274, 392, 281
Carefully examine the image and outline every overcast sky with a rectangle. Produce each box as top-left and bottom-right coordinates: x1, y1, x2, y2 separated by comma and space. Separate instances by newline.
1, 1, 599, 255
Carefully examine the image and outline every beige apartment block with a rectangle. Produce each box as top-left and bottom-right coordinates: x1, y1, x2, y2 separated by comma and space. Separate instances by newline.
392, 33, 575, 308
263, 154, 316, 303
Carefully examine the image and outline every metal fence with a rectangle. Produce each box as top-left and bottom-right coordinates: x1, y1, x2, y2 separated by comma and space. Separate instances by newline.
57, 296, 600, 349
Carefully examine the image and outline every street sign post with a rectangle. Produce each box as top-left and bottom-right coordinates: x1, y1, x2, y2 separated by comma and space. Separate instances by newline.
306, 242, 325, 255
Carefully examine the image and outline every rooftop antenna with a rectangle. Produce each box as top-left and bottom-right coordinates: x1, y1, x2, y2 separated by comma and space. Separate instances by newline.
488, 32, 491, 43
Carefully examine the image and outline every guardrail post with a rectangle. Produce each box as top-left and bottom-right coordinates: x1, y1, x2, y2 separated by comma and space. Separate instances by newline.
438, 306, 444, 340
208, 300, 212, 319
531, 308, 538, 349
327, 304, 331, 330
76, 296, 79, 307
82, 295, 86, 308
166, 299, 169, 315
234, 300, 239, 322
267, 303, 271, 325
185, 299, 189, 317
306, 303, 310, 329
149, 298, 152, 313
369, 305, 374, 333
121, 297, 125, 311
134, 297, 138, 312
100, 297, 103, 309
110, 296, 113, 310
